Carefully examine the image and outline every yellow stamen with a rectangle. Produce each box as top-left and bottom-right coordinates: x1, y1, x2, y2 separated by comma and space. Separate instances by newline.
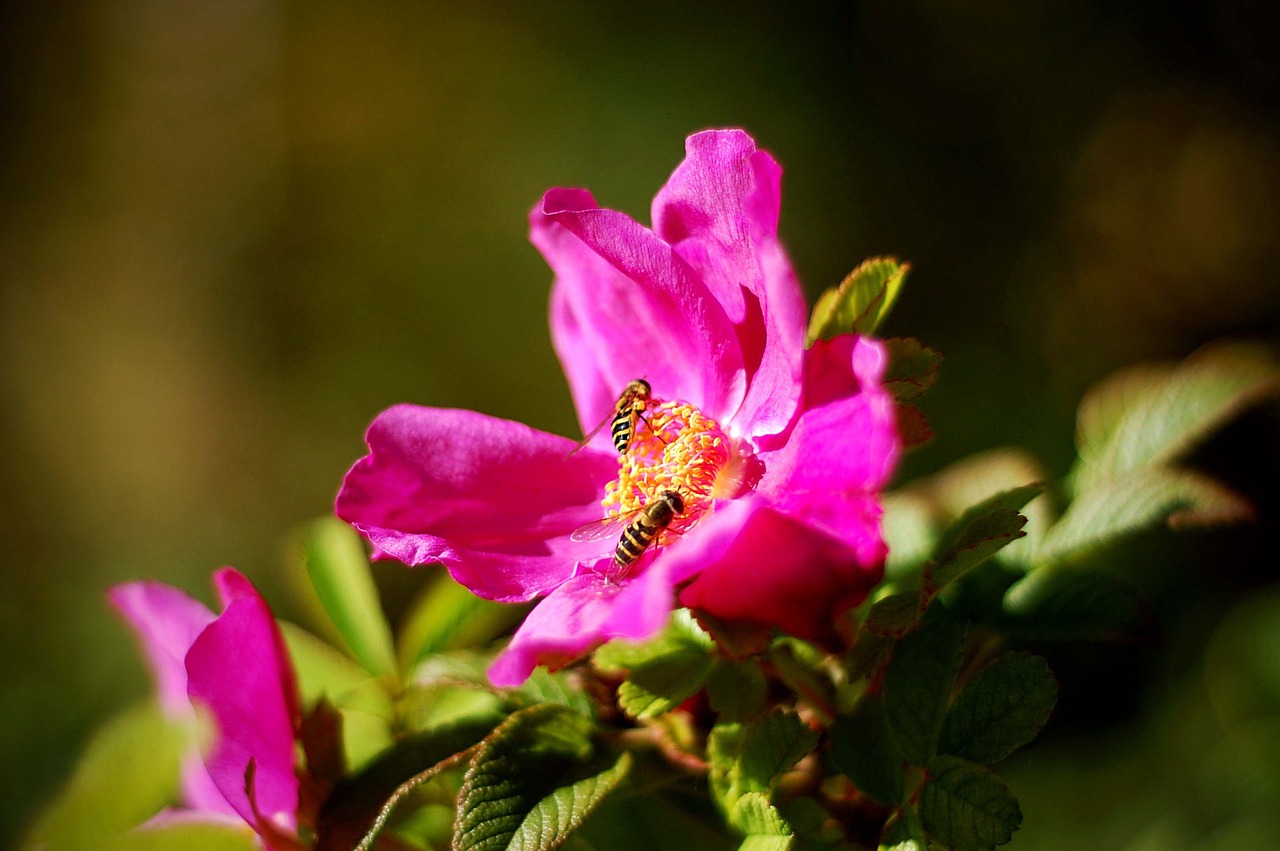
602, 399, 742, 538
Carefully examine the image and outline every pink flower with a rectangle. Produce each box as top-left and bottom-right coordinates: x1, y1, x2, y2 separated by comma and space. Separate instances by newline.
336, 129, 899, 686
110, 568, 302, 849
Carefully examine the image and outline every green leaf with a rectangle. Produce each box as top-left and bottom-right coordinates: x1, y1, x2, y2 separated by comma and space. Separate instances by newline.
415, 653, 589, 724
427, 651, 604, 728
925, 449, 1053, 571
881, 490, 940, 580
767, 638, 838, 720
919, 755, 1021, 850
279, 620, 379, 702
506, 752, 632, 850
616, 662, 714, 719
939, 653, 1058, 764
594, 609, 713, 669
707, 659, 768, 721
709, 710, 818, 813
595, 610, 715, 719
777, 797, 847, 850
924, 485, 1042, 597
896, 404, 935, 449
1073, 341, 1280, 493
883, 338, 942, 401
572, 781, 737, 851
1001, 568, 1147, 641
883, 611, 966, 765
865, 592, 924, 639
731, 793, 794, 850
848, 630, 894, 682
1034, 467, 1251, 566
879, 808, 927, 851
453, 703, 600, 851
110, 823, 261, 851
884, 451, 1051, 583
512, 668, 596, 719
280, 621, 394, 771
342, 704, 397, 774
928, 452, 1049, 522
738, 711, 819, 793
807, 257, 909, 342
316, 718, 499, 851
21, 704, 190, 851
829, 693, 905, 805
401, 683, 506, 736
411, 647, 493, 683
294, 516, 397, 678
398, 573, 519, 670
392, 805, 457, 848
1036, 343, 1276, 571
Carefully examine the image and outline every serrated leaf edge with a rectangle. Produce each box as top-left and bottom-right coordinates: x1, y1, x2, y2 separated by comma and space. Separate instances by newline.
939, 652, 1058, 765
919, 756, 1022, 851
506, 752, 632, 851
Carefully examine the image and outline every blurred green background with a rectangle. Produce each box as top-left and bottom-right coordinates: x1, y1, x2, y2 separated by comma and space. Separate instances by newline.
2, 1, 1278, 847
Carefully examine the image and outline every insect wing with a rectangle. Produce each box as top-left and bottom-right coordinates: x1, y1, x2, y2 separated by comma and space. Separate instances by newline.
570, 508, 641, 543
565, 410, 614, 457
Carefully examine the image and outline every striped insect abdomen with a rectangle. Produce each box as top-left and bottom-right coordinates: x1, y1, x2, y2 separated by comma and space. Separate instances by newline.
610, 379, 651, 454
610, 407, 636, 454
612, 490, 683, 567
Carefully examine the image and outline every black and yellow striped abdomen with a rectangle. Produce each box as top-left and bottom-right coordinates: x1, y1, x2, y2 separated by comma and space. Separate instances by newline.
613, 489, 684, 567
610, 379, 652, 454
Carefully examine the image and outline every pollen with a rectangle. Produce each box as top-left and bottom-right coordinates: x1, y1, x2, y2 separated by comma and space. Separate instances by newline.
602, 398, 744, 535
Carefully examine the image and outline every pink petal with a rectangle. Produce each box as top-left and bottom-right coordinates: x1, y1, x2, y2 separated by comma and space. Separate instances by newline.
213, 567, 259, 607
801, 335, 861, 411
213, 568, 300, 724
487, 557, 677, 687
109, 582, 216, 716
185, 578, 299, 832
673, 497, 883, 644
770, 490, 888, 572
179, 751, 238, 819
109, 582, 235, 816
651, 130, 756, 323
761, 337, 899, 494
651, 130, 807, 438
549, 284, 615, 446
759, 393, 898, 496
800, 333, 894, 410
336, 404, 620, 601
531, 188, 746, 425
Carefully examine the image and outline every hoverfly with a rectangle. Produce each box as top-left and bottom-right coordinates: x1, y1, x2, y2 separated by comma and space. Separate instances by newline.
570, 489, 685, 570
570, 379, 653, 456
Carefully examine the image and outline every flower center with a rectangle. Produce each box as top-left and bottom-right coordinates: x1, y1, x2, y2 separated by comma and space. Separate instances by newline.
602, 398, 747, 537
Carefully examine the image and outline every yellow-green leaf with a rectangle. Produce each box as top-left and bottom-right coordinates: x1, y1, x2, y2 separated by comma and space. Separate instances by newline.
807, 257, 909, 343
293, 517, 397, 678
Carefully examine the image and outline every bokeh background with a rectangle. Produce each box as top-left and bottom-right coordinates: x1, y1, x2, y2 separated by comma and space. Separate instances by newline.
3, 1, 1279, 847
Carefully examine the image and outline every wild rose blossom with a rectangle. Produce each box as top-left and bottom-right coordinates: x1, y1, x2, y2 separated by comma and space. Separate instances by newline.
336, 129, 899, 686
110, 568, 302, 850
